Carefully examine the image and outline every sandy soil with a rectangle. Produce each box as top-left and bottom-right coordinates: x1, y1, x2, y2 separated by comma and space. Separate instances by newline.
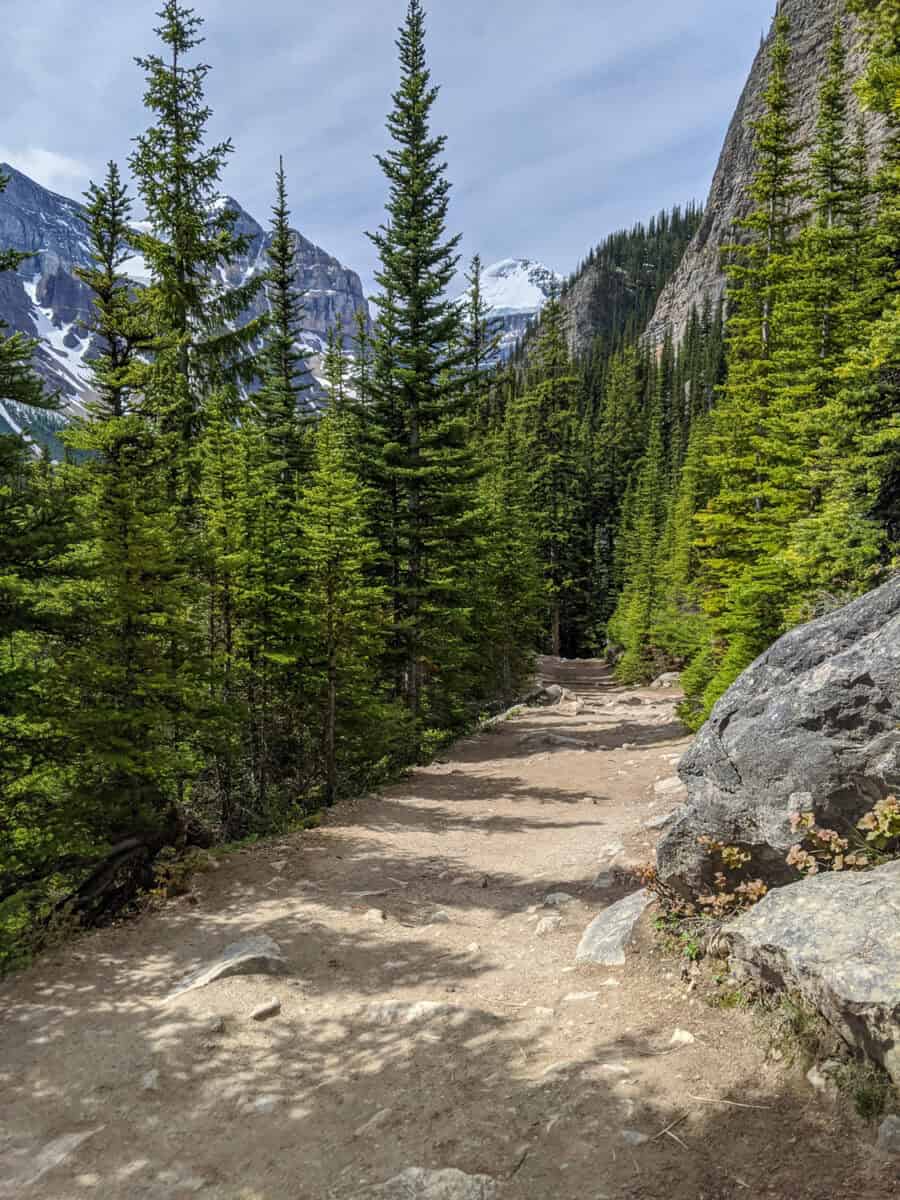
1, 659, 896, 1199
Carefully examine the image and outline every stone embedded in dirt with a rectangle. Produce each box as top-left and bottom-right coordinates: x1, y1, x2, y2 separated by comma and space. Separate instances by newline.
141, 1068, 160, 1092
355, 1107, 394, 1138
600, 841, 625, 860
536, 915, 562, 936
375, 1167, 497, 1199
250, 998, 281, 1021
270, 859, 288, 872
670, 1028, 696, 1046
365, 908, 387, 922
0, 1127, 105, 1196
575, 890, 651, 967
202, 1014, 225, 1035
878, 1115, 900, 1155
592, 869, 619, 889
562, 991, 600, 1003
651, 672, 681, 689
621, 696, 645, 707
164, 934, 288, 1001
620, 1129, 650, 1146
724, 860, 900, 1083
542, 891, 576, 907
251, 1094, 280, 1114
658, 574, 900, 897
806, 1065, 832, 1094
361, 1000, 474, 1029
428, 910, 452, 924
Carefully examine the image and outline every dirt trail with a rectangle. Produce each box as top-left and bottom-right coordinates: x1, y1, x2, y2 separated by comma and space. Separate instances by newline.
1, 659, 895, 1200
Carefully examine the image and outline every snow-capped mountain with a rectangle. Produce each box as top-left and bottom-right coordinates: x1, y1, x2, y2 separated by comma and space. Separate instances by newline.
0, 163, 371, 444
461, 258, 562, 358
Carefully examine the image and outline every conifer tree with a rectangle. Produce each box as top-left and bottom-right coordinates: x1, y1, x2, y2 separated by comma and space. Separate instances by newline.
58, 163, 192, 897
692, 13, 804, 712
365, 0, 479, 725
507, 298, 588, 656
256, 157, 311, 478
129, 0, 264, 480
298, 410, 386, 805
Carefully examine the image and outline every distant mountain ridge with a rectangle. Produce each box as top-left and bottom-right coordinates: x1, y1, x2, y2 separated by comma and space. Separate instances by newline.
0, 163, 371, 442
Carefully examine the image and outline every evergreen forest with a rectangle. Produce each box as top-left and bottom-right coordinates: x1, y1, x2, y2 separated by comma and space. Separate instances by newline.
0, 0, 897, 967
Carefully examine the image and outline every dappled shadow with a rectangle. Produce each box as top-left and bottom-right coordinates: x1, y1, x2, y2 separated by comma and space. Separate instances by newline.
2, 933, 894, 1199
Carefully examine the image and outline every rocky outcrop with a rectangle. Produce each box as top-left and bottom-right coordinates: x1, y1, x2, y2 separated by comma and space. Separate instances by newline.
0, 163, 371, 436
645, 0, 890, 347
724, 861, 900, 1083
658, 576, 900, 897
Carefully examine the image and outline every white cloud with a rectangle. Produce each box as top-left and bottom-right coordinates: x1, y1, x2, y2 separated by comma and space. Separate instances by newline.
0, 147, 91, 197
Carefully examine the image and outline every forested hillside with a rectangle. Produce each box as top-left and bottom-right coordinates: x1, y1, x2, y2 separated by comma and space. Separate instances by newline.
0, 0, 897, 968
0, 1, 541, 963
498, 1, 898, 724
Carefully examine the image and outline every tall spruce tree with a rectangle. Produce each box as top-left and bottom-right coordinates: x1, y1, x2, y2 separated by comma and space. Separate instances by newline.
691, 13, 805, 713
507, 298, 589, 657
298, 409, 388, 805
129, 0, 264, 485
365, 0, 479, 728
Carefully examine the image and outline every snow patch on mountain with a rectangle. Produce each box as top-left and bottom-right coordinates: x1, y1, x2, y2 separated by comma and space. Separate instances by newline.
479, 258, 562, 317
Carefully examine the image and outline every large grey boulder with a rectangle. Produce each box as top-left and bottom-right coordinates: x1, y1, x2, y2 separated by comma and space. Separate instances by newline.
658, 576, 900, 897
575, 889, 651, 966
724, 861, 900, 1083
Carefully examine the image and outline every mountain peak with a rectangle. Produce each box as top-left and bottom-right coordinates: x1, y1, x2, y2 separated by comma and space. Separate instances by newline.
479, 257, 562, 317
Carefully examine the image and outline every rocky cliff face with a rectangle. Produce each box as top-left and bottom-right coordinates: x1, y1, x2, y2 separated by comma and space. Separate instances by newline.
0, 164, 371, 435
645, 0, 890, 347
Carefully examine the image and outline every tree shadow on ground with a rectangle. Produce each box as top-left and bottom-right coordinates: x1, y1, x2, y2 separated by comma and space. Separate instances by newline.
1, 935, 894, 1200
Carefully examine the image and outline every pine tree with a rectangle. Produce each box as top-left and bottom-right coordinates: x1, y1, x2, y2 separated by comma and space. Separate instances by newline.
54, 163, 192, 920
607, 380, 668, 681
323, 325, 350, 416
129, 0, 265, 485
256, 157, 311, 478
364, 0, 479, 727
298, 410, 387, 805
771, 24, 883, 614
507, 298, 588, 656
692, 13, 805, 712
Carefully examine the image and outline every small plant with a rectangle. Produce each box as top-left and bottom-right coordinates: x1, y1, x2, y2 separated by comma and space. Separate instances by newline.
759, 993, 836, 1068
695, 838, 768, 915
833, 1058, 896, 1121
786, 797, 900, 877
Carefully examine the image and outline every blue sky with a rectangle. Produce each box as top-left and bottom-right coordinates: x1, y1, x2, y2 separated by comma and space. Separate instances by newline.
4, 1, 777, 293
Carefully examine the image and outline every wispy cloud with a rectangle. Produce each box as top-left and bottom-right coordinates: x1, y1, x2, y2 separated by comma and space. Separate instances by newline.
0, 147, 91, 198
1, 0, 777, 291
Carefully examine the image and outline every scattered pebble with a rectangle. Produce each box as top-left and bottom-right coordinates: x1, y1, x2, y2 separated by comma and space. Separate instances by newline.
251, 999, 281, 1022
543, 892, 576, 908
536, 915, 562, 936
562, 991, 600, 1003
670, 1028, 695, 1046
877, 1115, 900, 1155
141, 1069, 160, 1092
621, 1129, 649, 1146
